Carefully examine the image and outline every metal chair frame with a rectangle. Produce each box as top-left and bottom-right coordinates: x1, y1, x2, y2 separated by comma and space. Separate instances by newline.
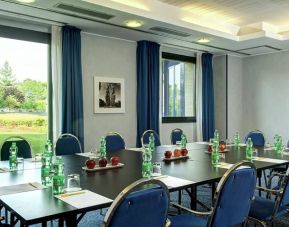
103, 178, 170, 227
105, 132, 126, 149
171, 161, 257, 226
170, 128, 183, 145
141, 130, 161, 147
248, 166, 289, 227
55, 133, 83, 155
0, 135, 33, 160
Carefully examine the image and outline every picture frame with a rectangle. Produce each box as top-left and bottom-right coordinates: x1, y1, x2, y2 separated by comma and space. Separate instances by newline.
94, 77, 125, 113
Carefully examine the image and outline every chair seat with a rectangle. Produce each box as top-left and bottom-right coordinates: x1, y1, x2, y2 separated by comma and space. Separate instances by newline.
169, 214, 208, 227
249, 196, 286, 220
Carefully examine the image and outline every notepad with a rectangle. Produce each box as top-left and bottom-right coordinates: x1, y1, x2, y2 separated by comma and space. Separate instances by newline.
252, 157, 288, 164
76, 152, 99, 158
0, 167, 10, 173
0, 182, 45, 196
154, 175, 194, 189
126, 148, 143, 152
226, 143, 246, 147
216, 162, 249, 170
56, 190, 112, 209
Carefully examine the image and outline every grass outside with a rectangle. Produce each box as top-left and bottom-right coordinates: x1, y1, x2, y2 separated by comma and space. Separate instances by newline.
0, 113, 48, 156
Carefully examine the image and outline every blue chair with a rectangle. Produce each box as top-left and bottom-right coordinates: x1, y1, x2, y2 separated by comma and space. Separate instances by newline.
105, 132, 125, 152
244, 130, 265, 147
55, 133, 82, 156
170, 161, 257, 227
248, 167, 289, 226
103, 178, 170, 227
171, 128, 183, 145
0, 136, 32, 161
141, 130, 161, 147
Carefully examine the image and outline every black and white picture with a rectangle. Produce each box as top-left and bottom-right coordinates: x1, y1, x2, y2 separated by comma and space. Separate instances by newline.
94, 77, 125, 113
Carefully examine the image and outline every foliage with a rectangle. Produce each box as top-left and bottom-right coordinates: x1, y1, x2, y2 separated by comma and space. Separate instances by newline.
0, 61, 16, 86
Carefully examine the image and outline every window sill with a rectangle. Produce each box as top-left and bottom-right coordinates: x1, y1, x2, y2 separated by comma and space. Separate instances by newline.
162, 117, 196, 123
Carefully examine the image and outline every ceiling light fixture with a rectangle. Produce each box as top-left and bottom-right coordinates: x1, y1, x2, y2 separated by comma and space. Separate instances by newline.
125, 20, 144, 28
16, 0, 36, 3
197, 38, 211, 43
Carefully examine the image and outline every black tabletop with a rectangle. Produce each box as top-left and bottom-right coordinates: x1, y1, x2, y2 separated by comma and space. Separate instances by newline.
1, 143, 289, 225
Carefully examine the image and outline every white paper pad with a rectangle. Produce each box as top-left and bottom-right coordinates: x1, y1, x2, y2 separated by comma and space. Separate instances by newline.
0, 167, 10, 173
226, 143, 246, 147
76, 152, 99, 158
216, 162, 249, 170
0, 182, 45, 196
154, 176, 194, 189
252, 157, 288, 164
195, 142, 209, 145
56, 190, 112, 209
126, 148, 143, 152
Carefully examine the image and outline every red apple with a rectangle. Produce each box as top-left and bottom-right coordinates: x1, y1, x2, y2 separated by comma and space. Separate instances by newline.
208, 145, 212, 152
99, 158, 108, 167
181, 148, 188, 156
165, 150, 172, 159
174, 149, 182, 157
219, 144, 226, 151
110, 156, 120, 166
86, 159, 96, 169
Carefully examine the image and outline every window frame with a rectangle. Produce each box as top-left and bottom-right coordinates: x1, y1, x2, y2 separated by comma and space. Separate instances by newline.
0, 25, 52, 139
161, 52, 197, 123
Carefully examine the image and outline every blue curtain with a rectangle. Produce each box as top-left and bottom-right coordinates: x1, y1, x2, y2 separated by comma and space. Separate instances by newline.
202, 53, 215, 141
136, 41, 160, 147
62, 26, 84, 150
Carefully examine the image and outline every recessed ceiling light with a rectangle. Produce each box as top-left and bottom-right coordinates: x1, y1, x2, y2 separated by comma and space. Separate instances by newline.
125, 20, 144, 28
197, 38, 211, 43
16, 0, 36, 3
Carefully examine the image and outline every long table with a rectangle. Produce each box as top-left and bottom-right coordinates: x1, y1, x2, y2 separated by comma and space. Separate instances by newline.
1, 143, 289, 226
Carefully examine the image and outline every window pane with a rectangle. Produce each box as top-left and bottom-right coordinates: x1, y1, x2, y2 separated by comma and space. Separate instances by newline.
0, 37, 48, 155
162, 55, 196, 119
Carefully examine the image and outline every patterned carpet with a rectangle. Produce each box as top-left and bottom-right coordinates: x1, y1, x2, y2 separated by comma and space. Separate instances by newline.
2, 171, 289, 226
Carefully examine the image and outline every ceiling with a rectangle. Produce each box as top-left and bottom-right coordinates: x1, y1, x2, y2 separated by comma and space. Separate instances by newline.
1, 0, 289, 57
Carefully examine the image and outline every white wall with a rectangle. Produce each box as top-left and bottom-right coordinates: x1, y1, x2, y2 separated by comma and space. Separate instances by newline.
243, 51, 289, 143
81, 33, 137, 150
227, 55, 244, 139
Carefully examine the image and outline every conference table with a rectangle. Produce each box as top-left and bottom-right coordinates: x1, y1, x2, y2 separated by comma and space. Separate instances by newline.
0, 143, 289, 226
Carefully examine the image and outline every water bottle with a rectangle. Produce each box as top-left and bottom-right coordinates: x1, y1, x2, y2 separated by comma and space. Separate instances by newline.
246, 138, 253, 160
52, 157, 65, 195
276, 135, 283, 154
214, 130, 220, 143
99, 137, 106, 158
142, 145, 152, 178
211, 140, 220, 166
149, 133, 155, 151
41, 152, 52, 186
9, 142, 18, 171
234, 132, 240, 147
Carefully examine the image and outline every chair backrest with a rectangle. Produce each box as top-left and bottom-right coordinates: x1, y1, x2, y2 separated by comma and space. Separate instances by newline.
208, 161, 257, 227
170, 128, 183, 145
105, 132, 126, 152
55, 133, 82, 156
274, 167, 289, 213
103, 178, 170, 227
0, 136, 32, 161
141, 130, 161, 147
244, 130, 265, 146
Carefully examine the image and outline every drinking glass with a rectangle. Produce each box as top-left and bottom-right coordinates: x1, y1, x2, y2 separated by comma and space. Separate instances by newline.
219, 153, 226, 163
252, 149, 258, 159
17, 157, 24, 171
65, 174, 81, 192
152, 162, 162, 176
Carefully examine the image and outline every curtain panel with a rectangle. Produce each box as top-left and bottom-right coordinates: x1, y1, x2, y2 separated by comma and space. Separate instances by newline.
61, 26, 84, 150
136, 40, 160, 147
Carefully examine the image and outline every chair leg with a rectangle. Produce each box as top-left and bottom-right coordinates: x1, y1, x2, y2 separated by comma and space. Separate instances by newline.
263, 170, 268, 188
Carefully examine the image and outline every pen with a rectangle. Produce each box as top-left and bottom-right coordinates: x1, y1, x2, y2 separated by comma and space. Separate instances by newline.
60, 191, 86, 198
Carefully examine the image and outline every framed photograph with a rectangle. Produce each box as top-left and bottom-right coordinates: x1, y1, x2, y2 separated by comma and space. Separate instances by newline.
94, 77, 125, 113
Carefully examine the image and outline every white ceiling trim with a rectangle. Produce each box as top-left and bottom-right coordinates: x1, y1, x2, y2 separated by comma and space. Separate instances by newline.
82, 0, 289, 42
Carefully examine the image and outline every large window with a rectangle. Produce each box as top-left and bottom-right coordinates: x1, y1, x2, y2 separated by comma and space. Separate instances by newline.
162, 52, 196, 123
0, 26, 50, 155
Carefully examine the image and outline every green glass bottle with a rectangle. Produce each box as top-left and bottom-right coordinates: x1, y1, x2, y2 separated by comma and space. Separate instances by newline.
211, 140, 220, 166
234, 132, 240, 147
276, 135, 283, 154
181, 134, 187, 149
41, 153, 52, 186
246, 138, 253, 160
149, 133, 155, 151
52, 157, 65, 195
9, 142, 18, 171
99, 137, 106, 158
214, 129, 220, 143
142, 145, 152, 178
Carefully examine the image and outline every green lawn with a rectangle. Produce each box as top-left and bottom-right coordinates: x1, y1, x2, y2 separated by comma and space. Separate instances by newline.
0, 113, 48, 156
